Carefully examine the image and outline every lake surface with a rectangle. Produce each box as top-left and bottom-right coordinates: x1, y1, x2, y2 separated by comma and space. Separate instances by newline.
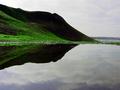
0, 44, 120, 90
95, 38, 120, 43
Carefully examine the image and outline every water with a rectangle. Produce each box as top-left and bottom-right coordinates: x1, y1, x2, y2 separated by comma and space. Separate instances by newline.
0, 44, 120, 90
95, 38, 120, 43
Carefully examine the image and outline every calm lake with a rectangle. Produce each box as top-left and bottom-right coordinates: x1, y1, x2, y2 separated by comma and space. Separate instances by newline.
0, 44, 120, 90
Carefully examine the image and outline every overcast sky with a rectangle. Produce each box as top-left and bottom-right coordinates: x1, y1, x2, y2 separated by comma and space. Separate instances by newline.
0, 0, 120, 37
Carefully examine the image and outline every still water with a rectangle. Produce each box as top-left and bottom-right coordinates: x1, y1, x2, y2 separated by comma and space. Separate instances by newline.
0, 44, 120, 90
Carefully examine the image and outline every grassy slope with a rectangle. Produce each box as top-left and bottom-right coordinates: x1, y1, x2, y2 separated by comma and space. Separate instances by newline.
0, 11, 75, 46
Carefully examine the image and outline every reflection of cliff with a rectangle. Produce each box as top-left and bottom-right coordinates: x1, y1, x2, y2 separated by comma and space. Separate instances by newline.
0, 4, 95, 69
0, 44, 77, 69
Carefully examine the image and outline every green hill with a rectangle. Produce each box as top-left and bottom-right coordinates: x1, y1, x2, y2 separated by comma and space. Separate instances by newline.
0, 4, 95, 69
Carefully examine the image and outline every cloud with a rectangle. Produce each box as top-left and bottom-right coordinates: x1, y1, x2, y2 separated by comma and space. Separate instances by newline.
0, 0, 58, 12
0, 0, 120, 37
0, 81, 120, 90
57, 0, 120, 37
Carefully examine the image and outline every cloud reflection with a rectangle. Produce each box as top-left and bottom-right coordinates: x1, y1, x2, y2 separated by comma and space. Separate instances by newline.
0, 45, 120, 90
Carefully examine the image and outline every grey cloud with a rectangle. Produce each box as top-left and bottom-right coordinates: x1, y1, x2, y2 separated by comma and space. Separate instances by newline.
0, 81, 120, 90
0, 0, 120, 37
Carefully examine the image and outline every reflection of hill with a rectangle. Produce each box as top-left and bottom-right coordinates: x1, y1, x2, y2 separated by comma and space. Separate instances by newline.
0, 44, 77, 69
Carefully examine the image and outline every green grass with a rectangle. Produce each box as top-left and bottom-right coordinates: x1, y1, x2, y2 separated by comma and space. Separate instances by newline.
102, 42, 120, 46
0, 10, 119, 46
0, 10, 76, 46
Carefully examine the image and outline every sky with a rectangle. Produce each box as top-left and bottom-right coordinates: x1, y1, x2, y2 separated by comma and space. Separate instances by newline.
0, 0, 120, 37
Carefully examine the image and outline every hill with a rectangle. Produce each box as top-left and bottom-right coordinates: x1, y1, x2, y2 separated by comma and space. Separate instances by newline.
0, 4, 95, 69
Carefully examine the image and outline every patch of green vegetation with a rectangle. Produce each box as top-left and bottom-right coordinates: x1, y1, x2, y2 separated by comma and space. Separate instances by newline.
0, 11, 75, 46
0, 45, 41, 65
104, 42, 120, 46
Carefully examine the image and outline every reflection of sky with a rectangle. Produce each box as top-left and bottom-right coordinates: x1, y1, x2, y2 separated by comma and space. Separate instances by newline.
0, 44, 120, 90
